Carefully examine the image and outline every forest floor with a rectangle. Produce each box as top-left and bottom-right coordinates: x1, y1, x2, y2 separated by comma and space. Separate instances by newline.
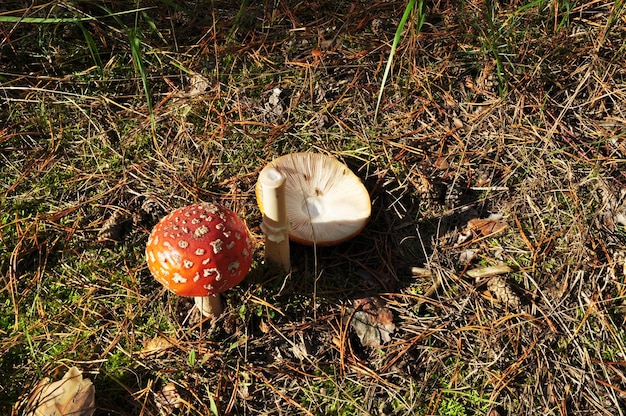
1, 1, 626, 415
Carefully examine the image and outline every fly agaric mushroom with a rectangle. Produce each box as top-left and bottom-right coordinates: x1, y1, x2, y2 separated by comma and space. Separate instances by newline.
256, 152, 371, 246
145, 202, 254, 317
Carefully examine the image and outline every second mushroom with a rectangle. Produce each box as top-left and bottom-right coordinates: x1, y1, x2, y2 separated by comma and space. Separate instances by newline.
256, 152, 371, 247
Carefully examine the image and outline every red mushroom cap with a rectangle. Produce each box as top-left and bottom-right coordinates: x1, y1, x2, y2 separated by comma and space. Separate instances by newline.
145, 202, 254, 297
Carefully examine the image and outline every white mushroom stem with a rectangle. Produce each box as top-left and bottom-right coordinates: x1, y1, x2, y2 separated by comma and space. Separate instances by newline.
194, 294, 223, 317
258, 167, 291, 272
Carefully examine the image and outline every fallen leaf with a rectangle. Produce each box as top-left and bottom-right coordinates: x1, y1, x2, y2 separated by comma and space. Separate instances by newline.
141, 336, 174, 356
154, 383, 182, 415
349, 297, 395, 348
457, 214, 507, 244
184, 73, 211, 97
25, 367, 95, 416
458, 249, 477, 265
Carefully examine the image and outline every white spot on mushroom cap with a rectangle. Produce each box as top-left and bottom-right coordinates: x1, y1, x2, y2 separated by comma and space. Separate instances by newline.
203, 268, 221, 281
178, 240, 189, 249
210, 239, 223, 254
194, 225, 209, 238
156, 252, 167, 265
228, 261, 240, 274
172, 273, 187, 284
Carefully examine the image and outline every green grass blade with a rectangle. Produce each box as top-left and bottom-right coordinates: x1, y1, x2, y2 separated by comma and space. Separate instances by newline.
227, 0, 249, 43
75, 21, 103, 71
128, 27, 155, 131
374, 0, 419, 121
95, 4, 156, 132
0, 8, 155, 24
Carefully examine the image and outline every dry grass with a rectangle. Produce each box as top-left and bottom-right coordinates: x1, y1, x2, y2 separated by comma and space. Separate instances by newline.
1, 0, 626, 415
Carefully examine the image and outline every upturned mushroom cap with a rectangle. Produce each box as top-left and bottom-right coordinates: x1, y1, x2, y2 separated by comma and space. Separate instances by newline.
256, 152, 371, 246
145, 202, 254, 297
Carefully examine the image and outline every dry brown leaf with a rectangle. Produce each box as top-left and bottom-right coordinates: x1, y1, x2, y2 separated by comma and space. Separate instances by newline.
467, 216, 508, 236
349, 297, 395, 348
458, 215, 508, 244
141, 336, 174, 356
154, 383, 182, 415
179, 73, 211, 98
25, 367, 95, 416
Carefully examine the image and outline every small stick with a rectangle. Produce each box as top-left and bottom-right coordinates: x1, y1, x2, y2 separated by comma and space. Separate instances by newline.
259, 167, 291, 272
465, 264, 513, 279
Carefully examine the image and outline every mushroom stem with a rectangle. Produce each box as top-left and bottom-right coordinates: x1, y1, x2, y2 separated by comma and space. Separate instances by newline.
194, 294, 223, 317
258, 167, 291, 272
